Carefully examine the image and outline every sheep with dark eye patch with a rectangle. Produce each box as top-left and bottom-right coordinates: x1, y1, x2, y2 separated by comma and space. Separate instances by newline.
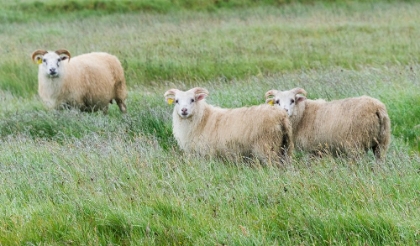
31, 49, 127, 114
164, 87, 294, 166
265, 87, 391, 161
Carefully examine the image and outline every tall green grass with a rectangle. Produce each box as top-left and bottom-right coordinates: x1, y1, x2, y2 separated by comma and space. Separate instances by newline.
2, 2, 420, 93
0, 1, 420, 244
1, 133, 419, 244
6, 0, 414, 20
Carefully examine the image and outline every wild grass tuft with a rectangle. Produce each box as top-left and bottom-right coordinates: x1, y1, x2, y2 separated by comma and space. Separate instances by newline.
386, 90, 420, 153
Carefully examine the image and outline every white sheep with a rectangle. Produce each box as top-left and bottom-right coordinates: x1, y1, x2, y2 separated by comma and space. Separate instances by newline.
164, 87, 294, 165
265, 87, 391, 160
31, 49, 127, 113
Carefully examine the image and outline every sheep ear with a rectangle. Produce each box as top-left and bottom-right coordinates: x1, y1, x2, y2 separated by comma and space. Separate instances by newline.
196, 93, 207, 101
266, 98, 275, 106
192, 87, 208, 101
166, 98, 174, 105
55, 49, 71, 61
164, 89, 178, 105
296, 95, 306, 104
31, 49, 48, 64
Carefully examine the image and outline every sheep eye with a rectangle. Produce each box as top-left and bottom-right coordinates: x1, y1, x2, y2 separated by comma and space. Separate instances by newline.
291, 99, 295, 104
43, 59, 46, 63
175, 99, 179, 104
191, 99, 195, 103
275, 100, 280, 104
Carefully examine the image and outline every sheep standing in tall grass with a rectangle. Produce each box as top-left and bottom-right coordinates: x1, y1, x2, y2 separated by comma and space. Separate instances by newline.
164, 87, 294, 165
265, 87, 391, 161
31, 49, 127, 113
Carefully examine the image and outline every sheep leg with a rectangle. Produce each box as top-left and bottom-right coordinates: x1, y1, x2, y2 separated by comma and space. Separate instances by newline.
252, 143, 281, 167
372, 145, 383, 162
114, 80, 127, 113
58, 102, 72, 110
101, 106, 109, 115
116, 99, 127, 113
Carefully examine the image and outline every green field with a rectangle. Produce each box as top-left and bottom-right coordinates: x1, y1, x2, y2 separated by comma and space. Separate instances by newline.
1, 0, 420, 245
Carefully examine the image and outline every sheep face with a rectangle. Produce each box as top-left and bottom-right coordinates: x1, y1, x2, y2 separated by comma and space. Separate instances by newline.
164, 87, 209, 119
265, 88, 307, 116
39, 52, 68, 78
32, 49, 71, 78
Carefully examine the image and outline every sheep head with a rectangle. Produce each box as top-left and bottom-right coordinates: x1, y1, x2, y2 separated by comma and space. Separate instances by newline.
164, 87, 208, 119
265, 87, 307, 116
31, 49, 71, 78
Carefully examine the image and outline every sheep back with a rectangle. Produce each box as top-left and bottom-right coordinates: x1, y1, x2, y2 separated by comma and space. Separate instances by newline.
294, 96, 391, 159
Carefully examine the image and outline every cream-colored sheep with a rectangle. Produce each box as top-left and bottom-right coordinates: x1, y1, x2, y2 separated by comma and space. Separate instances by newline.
164, 87, 294, 165
265, 87, 391, 160
31, 49, 127, 113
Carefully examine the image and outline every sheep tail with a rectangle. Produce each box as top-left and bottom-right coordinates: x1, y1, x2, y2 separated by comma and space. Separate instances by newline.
375, 108, 391, 160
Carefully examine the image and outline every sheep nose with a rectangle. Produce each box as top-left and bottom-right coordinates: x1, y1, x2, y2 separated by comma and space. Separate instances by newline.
49, 68, 57, 74
181, 108, 188, 115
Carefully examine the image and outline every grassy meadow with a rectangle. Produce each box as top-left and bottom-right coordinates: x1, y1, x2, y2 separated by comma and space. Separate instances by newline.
1, 0, 420, 245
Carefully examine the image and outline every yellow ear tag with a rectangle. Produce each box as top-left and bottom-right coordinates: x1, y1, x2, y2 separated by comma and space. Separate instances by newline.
37, 58, 42, 65
167, 98, 174, 105
268, 100, 274, 106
